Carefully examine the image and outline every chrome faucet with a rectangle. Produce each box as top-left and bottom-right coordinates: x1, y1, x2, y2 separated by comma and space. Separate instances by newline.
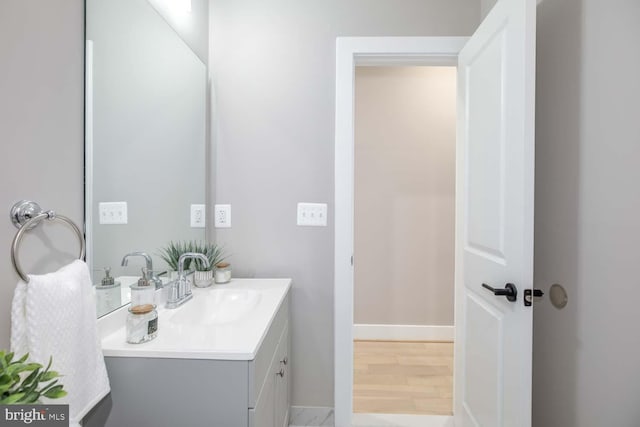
166, 252, 210, 309
121, 251, 163, 289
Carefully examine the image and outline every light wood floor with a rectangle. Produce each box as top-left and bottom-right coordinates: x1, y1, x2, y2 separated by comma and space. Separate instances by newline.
353, 340, 453, 416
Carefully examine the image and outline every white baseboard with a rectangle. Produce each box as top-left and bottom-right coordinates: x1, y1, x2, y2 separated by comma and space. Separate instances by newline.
353, 324, 454, 341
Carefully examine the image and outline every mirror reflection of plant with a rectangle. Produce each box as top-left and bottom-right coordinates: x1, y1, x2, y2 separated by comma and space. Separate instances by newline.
158, 241, 191, 271
0, 351, 67, 404
158, 241, 226, 272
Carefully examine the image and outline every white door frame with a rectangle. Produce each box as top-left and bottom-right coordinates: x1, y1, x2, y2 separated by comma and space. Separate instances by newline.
334, 36, 467, 427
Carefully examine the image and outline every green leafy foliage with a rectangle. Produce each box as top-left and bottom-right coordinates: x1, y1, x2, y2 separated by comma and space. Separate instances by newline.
158, 241, 227, 272
0, 351, 67, 404
191, 242, 227, 271
158, 241, 192, 271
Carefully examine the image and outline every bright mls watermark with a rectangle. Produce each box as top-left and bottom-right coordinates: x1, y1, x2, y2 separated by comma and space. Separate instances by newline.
0, 405, 68, 426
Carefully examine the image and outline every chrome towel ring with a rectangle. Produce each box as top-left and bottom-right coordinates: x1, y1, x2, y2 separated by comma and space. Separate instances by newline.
10, 200, 86, 283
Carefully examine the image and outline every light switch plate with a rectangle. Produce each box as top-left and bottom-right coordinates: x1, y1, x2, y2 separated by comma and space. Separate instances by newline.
99, 202, 128, 225
214, 204, 231, 228
190, 204, 206, 228
297, 202, 327, 226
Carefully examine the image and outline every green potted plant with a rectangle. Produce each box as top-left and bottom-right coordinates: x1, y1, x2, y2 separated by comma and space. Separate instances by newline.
158, 241, 226, 286
192, 242, 226, 288
0, 351, 67, 404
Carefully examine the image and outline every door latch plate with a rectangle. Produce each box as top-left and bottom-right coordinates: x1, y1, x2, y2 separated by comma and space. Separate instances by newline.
524, 288, 544, 306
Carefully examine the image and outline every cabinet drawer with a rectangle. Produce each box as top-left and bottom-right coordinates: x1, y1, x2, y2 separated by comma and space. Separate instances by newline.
249, 291, 290, 408
248, 361, 275, 427
249, 323, 288, 427
274, 323, 290, 427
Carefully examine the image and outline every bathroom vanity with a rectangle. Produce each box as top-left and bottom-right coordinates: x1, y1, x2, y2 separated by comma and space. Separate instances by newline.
84, 279, 291, 427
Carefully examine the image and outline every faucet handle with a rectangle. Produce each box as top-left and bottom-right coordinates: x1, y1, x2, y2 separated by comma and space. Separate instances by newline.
148, 270, 167, 289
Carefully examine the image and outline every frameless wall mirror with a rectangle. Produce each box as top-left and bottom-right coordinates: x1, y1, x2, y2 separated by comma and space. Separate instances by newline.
85, 0, 207, 317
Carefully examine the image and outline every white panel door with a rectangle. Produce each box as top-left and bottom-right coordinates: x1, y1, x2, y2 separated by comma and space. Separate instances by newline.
454, 0, 536, 426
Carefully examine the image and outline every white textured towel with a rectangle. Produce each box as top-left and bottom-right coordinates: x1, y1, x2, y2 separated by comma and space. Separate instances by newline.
11, 260, 110, 426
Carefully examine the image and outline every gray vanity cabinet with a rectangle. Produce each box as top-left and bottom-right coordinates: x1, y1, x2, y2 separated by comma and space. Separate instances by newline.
250, 323, 290, 427
249, 292, 290, 427
84, 291, 290, 427
274, 324, 291, 427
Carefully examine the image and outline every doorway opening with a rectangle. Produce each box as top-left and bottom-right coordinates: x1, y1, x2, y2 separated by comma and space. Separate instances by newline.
337, 4, 537, 423
353, 65, 456, 420
334, 37, 466, 427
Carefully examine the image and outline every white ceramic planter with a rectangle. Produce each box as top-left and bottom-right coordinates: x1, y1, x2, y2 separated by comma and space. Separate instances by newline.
193, 270, 214, 288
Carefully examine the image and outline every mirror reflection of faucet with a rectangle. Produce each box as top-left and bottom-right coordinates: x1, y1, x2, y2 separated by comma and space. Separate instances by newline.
166, 252, 210, 309
121, 251, 165, 289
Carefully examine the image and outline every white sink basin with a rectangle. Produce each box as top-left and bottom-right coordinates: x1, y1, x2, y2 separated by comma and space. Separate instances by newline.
166, 289, 261, 325
99, 279, 291, 360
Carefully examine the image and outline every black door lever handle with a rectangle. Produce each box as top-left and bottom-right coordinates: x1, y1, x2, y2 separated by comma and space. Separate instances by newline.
482, 283, 517, 302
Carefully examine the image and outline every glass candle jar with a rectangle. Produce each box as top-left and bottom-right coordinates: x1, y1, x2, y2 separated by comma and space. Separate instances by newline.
214, 262, 231, 284
130, 283, 156, 307
126, 304, 158, 344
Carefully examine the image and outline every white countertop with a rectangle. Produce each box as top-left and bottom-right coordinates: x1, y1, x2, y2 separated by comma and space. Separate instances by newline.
99, 278, 291, 361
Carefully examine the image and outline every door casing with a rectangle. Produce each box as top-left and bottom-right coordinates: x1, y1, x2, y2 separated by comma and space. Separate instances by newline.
334, 37, 467, 427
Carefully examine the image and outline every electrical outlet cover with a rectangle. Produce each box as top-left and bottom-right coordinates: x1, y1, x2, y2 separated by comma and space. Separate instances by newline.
190, 204, 206, 228
214, 204, 231, 228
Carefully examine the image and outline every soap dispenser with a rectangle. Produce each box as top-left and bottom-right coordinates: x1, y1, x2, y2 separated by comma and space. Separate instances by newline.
130, 267, 156, 306
95, 267, 122, 317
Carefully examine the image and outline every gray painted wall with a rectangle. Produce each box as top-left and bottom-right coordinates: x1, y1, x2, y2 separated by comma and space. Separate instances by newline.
533, 0, 640, 425
354, 66, 456, 327
209, 0, 480, 407
0, 1, 85, 349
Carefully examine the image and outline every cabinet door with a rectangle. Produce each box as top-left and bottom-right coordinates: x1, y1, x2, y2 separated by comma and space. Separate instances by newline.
249, 361, 275, 427
274, 324, 290, 427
